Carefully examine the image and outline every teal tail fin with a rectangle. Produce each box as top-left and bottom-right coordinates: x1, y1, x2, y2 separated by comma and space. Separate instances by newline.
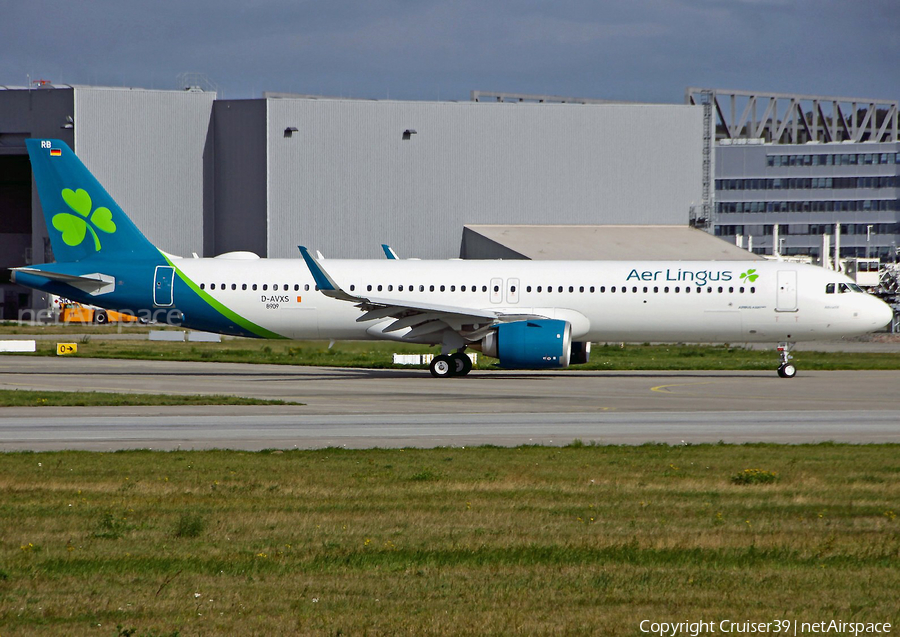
25, 139, 160, 263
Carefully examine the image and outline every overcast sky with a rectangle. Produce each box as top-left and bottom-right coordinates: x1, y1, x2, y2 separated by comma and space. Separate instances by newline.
2, 0, 898, 103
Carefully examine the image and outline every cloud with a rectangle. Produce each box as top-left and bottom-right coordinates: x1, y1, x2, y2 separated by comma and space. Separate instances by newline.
1, 0, 896, 102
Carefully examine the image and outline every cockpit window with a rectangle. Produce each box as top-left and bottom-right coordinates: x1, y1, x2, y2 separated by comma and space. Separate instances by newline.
825, 283, 835, 294
849, 283, 864, 293
838, 283, 852, 294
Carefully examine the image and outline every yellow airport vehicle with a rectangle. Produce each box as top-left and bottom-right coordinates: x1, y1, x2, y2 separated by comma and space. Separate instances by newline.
58, 302, 141, 325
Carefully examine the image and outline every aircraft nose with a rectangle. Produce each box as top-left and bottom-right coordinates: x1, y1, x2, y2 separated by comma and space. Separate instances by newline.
871, 297, 894, 329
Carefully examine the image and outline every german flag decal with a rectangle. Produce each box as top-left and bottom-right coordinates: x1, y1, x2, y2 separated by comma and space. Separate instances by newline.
50, 149, 62, 156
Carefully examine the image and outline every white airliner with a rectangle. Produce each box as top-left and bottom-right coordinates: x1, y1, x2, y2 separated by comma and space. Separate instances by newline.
12, 139, 895, 378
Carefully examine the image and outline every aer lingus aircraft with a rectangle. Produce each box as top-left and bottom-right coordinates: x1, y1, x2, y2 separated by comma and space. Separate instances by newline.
12, 139, 894, 378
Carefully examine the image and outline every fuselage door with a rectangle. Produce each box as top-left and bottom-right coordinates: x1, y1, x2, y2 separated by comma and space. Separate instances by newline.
490, 277, 503, 304
506, 278, 520, 304
153, 265, 175, 307
776, 270, 798, 312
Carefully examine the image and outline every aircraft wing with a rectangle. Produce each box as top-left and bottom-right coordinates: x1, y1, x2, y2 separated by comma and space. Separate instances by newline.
298, 246, 544, 339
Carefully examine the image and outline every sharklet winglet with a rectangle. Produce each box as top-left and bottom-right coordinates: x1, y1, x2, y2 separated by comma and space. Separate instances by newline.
298, 246, 357, 302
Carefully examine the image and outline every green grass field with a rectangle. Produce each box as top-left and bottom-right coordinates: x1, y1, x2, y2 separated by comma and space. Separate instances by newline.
1, 444, 898, 635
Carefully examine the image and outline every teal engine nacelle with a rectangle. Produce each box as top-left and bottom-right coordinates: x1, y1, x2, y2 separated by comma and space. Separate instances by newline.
481, 319, 572, 368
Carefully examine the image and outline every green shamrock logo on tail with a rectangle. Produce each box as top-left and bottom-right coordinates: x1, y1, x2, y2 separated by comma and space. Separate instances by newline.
739, 269, 759, 283
52, 188, 116, 251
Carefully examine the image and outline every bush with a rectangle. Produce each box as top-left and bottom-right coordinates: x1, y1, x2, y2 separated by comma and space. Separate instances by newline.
174, 512, 205, 538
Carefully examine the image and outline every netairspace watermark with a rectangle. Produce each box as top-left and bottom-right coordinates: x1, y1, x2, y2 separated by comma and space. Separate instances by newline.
640, 620, 892, 637
18, 308, 184, 328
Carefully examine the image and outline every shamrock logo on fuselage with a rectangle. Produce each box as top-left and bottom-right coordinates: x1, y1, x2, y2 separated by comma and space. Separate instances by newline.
739, 268, 759, 283
52, 188, 116, 251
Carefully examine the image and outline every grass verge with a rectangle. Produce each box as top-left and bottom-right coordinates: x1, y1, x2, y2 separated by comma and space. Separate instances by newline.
0, 389, 298, 407
0, 444, 898, 634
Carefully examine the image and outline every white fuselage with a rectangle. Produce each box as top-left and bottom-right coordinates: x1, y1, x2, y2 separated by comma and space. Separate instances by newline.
171, 257, 893, 343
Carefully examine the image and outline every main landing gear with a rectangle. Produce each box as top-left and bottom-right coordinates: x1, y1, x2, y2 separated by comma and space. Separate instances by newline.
776, 342, 797, 379
429, 351, 473, 378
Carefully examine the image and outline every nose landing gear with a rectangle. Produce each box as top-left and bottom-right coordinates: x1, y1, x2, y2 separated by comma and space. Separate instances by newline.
776, 342, 796, 378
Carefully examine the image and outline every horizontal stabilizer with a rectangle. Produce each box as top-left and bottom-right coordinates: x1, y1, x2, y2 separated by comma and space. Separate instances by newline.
11, 268, 115, 295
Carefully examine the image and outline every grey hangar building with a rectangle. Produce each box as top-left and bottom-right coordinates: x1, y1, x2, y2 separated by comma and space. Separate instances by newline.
0, 84, 706, 317
2, 84, 898, 318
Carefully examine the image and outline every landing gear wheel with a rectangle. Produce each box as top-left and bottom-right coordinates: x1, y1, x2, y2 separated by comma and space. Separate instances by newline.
94, 311, 109, 325
451, 352, 473, 376
777, 363, 797, 379
430, 354, 455, 378
776, 342, 796, 379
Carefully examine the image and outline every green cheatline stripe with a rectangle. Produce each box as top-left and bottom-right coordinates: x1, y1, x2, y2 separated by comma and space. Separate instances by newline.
161, 253, 286, 340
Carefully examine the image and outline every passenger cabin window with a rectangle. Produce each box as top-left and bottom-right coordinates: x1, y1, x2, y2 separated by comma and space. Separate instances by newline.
200, 283, 205, 290
252, 284, 258, 291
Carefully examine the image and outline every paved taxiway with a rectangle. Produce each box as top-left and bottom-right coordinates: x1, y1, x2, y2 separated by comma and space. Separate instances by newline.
2, 357, 899, 450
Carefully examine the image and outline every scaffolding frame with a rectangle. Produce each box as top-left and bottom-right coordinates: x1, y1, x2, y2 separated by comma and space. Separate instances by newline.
686, 88, 899, 144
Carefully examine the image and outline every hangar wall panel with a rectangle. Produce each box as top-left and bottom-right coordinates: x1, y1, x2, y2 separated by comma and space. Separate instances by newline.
265, 98, 702, 259
73, 87, 215, 256
213, 100, 268, 256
